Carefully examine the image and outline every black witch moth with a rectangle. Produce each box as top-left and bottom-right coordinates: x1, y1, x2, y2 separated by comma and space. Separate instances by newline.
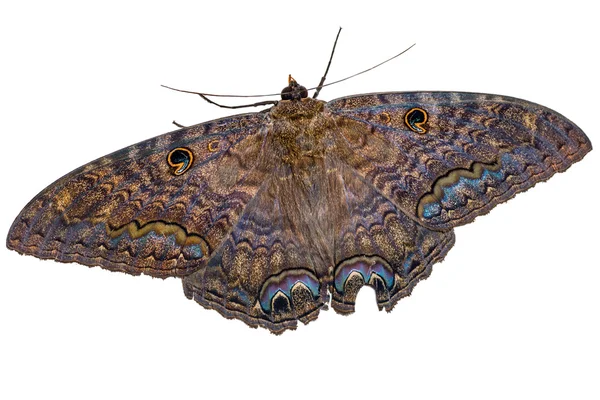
7, 74, 591, 333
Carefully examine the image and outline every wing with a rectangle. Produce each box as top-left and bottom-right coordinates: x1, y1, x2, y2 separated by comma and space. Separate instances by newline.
183, 161, 332, 334
330, 162, 455, 315
328, 92, 592, 230
183, 152, 455, 333
7, 112, 269, 278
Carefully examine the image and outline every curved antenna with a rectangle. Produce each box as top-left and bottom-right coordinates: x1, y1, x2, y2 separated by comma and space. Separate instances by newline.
313, 27, 342, 99
307, 43, 416, 93
161, 85, 278, 109
161, 43, 416, 100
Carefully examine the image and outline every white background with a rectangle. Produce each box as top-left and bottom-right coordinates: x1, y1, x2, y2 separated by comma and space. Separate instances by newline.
1, 1, 598, 399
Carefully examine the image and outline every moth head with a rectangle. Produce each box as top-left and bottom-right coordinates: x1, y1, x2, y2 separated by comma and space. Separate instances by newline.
280, 75, 308, 101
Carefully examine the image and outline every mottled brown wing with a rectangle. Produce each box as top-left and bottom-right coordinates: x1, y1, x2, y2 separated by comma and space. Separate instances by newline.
329, 162, 455, 315
182, 148, 455, 333
7, 112, 269, 278
183, 161, 334, 334
328, 92, 591, 231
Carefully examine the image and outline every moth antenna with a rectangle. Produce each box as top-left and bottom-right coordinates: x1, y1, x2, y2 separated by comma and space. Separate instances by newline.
160, 42, 416, 102
305, 43, 416, 92
172, 120, 186, 128
160, 84, 276, 99
161, 85, 278, 109
313, 27, 342, 99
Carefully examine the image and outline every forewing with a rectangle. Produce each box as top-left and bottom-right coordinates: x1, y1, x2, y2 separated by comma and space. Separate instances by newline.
7, 112, 269, 278
328, 92, 591, 230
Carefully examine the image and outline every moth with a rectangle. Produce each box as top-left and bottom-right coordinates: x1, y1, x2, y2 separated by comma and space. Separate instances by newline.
6, 43, 592, 333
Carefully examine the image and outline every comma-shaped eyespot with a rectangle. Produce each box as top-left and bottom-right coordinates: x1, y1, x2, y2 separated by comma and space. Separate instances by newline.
207, 140, 220, 152
404, 107, 428, 134
167, 147, 194, 175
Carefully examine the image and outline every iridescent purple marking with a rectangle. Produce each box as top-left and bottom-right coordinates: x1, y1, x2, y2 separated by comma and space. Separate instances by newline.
334, 257, 395, 293
403, 252, 415, 275
422, 151, 538, 219
183, 243, 204, 259
109, 228, 204, 259
259, 270, 320, 313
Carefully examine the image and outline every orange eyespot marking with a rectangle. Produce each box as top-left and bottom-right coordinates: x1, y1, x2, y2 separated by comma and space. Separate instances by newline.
379, 111, 391, 124
405, 107, 428, 134
207, 140, 220, 152
167, 147, 193, 175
